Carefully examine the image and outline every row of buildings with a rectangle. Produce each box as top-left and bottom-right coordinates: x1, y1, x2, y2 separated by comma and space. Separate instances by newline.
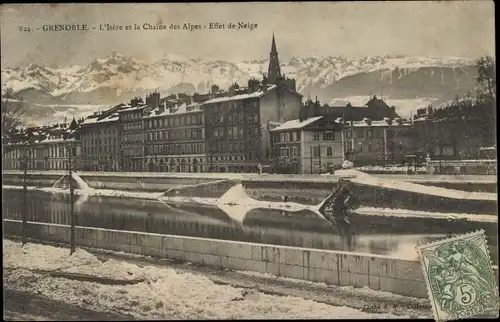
2, 35, 490, 174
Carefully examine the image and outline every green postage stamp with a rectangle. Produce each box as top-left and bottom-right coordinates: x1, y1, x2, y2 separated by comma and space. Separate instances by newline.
416, 230, 499, 321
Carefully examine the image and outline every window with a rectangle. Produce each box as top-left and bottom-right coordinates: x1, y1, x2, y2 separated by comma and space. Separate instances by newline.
368, 129, 374, 138
313, 146, 320, 158
296, 131, 301, 141
327, 146, 333, 156
323, 131, 335, 141
313, 132, 320, 141
292, 146, 297, 157
368, 142, 372, 152
280, 133, 285, 142
280, 147, 285, 157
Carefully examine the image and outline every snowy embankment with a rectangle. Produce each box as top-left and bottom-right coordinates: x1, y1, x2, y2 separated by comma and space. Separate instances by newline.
336, 169, 496, 201
3, 240, 409, 319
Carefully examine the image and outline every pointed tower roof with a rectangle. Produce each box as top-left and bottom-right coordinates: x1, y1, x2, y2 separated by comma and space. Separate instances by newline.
271, 32, 277, 54
69, 117, 78, 131
267, 33, 281, 85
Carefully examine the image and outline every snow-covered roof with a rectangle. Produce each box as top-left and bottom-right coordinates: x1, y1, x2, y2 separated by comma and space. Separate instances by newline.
144, 103, 202, 119
37, 138, 77, 144
349, 119, 412, 127
81, 113, 119, 125
271, 116, 324, 132
119, 106, 146, 113
203, 85, 277, 105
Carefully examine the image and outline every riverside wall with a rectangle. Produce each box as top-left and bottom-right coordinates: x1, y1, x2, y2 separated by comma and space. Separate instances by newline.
9, 219, 494, 299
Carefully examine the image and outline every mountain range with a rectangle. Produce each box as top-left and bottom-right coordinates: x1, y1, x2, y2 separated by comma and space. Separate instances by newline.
1, 52, 480, 125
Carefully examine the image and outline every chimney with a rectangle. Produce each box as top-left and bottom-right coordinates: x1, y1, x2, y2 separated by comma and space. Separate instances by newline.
145, 91, 161, 109
158, 101, 166, 114
248, 79, 260, 93
131, 97, 141, 107
299, 107, 306, 122
211, 84, 219, 94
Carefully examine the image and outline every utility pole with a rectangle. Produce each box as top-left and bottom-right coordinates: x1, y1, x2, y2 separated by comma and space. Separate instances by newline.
383, 128, 388, 166
309, 145, 313, 174
67, 138, 76, 255
21, 143, 30, 246
318, 145, 322, 174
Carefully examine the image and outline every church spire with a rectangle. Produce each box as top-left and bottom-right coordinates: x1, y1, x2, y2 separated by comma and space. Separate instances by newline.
267, 33, 281, 84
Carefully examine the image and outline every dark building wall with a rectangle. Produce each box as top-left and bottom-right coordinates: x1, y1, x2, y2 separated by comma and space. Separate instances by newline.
81, 121, 121, 172
204, 98, 261, 173
120, 108, 147, 172
143, 110, 205, 173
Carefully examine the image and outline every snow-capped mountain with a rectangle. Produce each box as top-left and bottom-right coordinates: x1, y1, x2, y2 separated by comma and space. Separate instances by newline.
1, 53, 479, 123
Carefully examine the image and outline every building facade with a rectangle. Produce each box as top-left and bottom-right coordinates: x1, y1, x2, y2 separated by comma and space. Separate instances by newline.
80, 111, 121, 171
203, 84, 302, 173
343, 118, 414, 165
3, 121, 82, 171
119, 100, 149, 172
143, 101, 206, 173
270, 115, 344, 174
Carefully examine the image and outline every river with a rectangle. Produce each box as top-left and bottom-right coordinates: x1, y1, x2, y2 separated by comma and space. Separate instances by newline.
2, 188, 498, 264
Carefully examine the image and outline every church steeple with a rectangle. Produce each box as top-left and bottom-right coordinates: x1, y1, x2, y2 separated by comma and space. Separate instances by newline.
267, 33, 281, 84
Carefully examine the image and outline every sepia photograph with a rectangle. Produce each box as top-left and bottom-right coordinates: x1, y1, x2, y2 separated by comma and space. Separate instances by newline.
1, 2, 497, 320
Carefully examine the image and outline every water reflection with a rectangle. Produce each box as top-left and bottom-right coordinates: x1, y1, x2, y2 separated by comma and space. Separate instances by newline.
2, 188, 498, 264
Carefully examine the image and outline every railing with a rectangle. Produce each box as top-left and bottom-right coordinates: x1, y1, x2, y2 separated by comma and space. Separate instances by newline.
427, 159, 497, 175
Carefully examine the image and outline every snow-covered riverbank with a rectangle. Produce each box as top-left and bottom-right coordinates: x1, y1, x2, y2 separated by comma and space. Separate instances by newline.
3, 240, 414, 319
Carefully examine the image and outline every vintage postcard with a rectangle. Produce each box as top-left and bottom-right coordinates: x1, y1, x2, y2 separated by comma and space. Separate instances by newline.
1, 2, 496, 320
416, 230, 499, 321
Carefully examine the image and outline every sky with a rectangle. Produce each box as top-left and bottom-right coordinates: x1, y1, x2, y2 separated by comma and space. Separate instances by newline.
0, 2, 495, 68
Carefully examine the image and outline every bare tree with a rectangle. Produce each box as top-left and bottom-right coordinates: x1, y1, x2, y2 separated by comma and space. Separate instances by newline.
475, 56, 496, 101
1, 88, 26, 140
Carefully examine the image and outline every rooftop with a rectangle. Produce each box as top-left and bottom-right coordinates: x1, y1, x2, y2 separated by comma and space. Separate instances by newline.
81, 113, 119, 125
144, 102, 203, 119
203, 85, 277, 105
349, 118, 412, 127
271, 116, 324, 132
